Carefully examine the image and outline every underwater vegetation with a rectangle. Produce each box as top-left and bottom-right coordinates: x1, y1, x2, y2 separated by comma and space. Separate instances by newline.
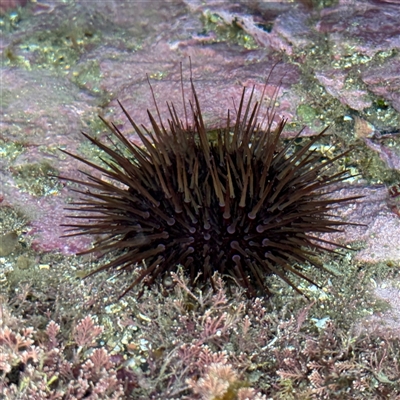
61, 66, 360, 298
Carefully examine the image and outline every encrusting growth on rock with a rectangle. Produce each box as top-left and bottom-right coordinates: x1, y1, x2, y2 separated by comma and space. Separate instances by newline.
61, 64, 361, 298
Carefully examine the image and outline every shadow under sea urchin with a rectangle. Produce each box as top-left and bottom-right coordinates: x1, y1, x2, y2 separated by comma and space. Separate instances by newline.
60, 69, 361, 298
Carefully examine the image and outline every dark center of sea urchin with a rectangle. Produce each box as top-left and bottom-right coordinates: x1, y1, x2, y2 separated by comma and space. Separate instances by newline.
61, 74, 360, 298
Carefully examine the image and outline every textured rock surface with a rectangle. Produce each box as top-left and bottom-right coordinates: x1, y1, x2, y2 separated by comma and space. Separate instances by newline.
2, 2, 400, 396
1, 0, 399, 263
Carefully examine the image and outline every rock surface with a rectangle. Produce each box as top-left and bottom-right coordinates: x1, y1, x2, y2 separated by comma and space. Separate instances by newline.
1, 0, 399, 264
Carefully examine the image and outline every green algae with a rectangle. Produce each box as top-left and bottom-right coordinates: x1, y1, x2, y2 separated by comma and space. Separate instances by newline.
296, 104, 318, 124
3, 8, 102, 72
0, 139, 25, 162
11, 161, 61, 197
70, 59, 104, 97
201, 11, 258, 50
289, 46, 400, 187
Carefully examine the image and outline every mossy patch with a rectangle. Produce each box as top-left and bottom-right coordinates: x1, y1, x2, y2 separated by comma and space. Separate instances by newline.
11, 161, 62, 197
201, 11, 258, 50
296, 104, 318, 124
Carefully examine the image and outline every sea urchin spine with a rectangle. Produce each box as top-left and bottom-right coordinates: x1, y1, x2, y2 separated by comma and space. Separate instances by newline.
61, 68, 360, 298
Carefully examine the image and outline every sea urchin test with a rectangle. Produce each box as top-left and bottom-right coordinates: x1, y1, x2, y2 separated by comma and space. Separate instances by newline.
60, 66, 360, 298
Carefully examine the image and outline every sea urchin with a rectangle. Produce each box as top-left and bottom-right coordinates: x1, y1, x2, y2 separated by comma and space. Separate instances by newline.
61, 69, 359, 298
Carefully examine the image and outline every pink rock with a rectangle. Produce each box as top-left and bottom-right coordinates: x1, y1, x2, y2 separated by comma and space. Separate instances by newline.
102, 51, 301, 132
326, 185, 400, 263
1, 1, 299, 255
1, 0, 397, 268
272, 8, 315, 51
361, 57, 400, 113
0, 0, 28, 14
0, 68, 98, 254
184, 1, 315, 56
317, 1, 400, 57
364, 138, 400, 171
315, 69, 372, 111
